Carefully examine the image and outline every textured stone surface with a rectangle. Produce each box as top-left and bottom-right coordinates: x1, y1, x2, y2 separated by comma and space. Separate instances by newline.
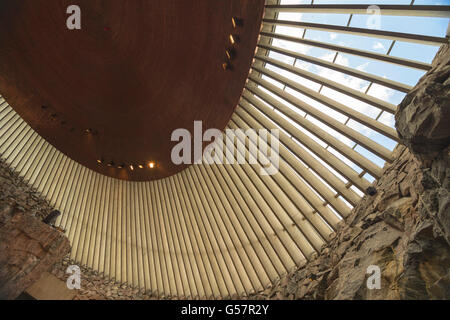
245, 145, 450, 300
245, 43, 450, 301
0, 204, 71, 299
50, 257, 161, 300
396, 44, 450, 161
0, 159, 54, 221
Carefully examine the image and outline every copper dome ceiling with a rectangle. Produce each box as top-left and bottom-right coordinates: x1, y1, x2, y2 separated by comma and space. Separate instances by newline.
0, 0, 265, 181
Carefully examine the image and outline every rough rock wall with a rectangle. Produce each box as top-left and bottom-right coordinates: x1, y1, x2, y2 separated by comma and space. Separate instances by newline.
50, 257, 160, 300
0, 204, 70, 299
245, 145, 448, 300
396, 43, 450, 162
0, 159, 71, 299
246, 44, 450, 300
0, 159, 54, 221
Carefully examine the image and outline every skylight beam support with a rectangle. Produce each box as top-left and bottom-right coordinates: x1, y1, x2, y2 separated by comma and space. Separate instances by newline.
251, 65, 399, 141
263, 19, 448, 45
264, 5, 450, 18
258, 44, 413, 93
242, 88, 383, 181
248, 75, 395, 162
253, 55, 397, 114
260, 31, 432, 71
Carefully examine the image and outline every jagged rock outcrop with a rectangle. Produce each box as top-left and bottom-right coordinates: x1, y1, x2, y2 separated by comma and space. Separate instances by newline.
0, 159, 54, 221
396, 44, 450, 162
245, 145, 449, 300
246, 42, 450, 301
0, 204, 71, 299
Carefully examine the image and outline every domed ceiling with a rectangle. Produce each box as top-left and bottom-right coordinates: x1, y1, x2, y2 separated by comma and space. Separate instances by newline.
0, 0, 265, 181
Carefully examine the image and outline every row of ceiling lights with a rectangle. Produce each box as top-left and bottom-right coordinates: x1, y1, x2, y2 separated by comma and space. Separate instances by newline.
42, 105, 156, 172
222, 17, 243, 71
97, 158, 156, 171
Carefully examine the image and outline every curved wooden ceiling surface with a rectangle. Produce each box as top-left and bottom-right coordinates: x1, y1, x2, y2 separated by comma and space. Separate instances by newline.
0, 0, 265, 181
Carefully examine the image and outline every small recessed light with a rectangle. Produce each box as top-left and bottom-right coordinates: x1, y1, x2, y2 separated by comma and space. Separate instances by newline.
97, 159, 103, 164
138, 164, 144, 169
85, 128, 92, 134
118, 164, 124, 169
229, 34, 236, 45
130, 165, 134, 171
222, 62, 230, 71
232, 17, 242, 28
149, 162, 155, 169
107, 161, 114, 167
226, 49, 235, 60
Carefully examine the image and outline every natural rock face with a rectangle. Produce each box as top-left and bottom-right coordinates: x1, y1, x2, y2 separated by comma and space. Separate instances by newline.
0, 204, 71, 299
246, 43, 450, 301
0, 159, 70, 299
246, 145, 450, 300
50, 257, 160, 300
396, 44, 450, 161
0, 159, 54, 221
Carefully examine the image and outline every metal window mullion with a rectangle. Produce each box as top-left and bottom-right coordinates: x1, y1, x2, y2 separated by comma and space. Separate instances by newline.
255, 54, 397, 114
166, 177, 202, 299
224, 124, 317, 260
234, 105, 352, 218
142, 181, 160, 295
161, 179, 193, 298
156, 180, 182, 297
264, 4, 450, 18
177, 170, 222, 298
259, 44, 412, 93
171, 175, 209, 298
243, 88, 383, 179
216, 158, 293, 275
228, 120, 330, 247
249, 75, 395, 161
202, 163, 278, 288
184, 167, 238, 298
190, 165, 261, 295
263, 19, 448, 45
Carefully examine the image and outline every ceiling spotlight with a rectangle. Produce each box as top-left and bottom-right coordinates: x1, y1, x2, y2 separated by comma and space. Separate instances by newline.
107, 161, 114, 167
85, 128, 92, 134
130, 165, 134, 171
229, 34, 239, 45
232, 17, 242, 28
138, 164, 144, 169
118, 164, 124, 169
97, 159, 103, 164
222, 62, 231, 71
225, 49, 235, 60
148, 162, 155, 169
